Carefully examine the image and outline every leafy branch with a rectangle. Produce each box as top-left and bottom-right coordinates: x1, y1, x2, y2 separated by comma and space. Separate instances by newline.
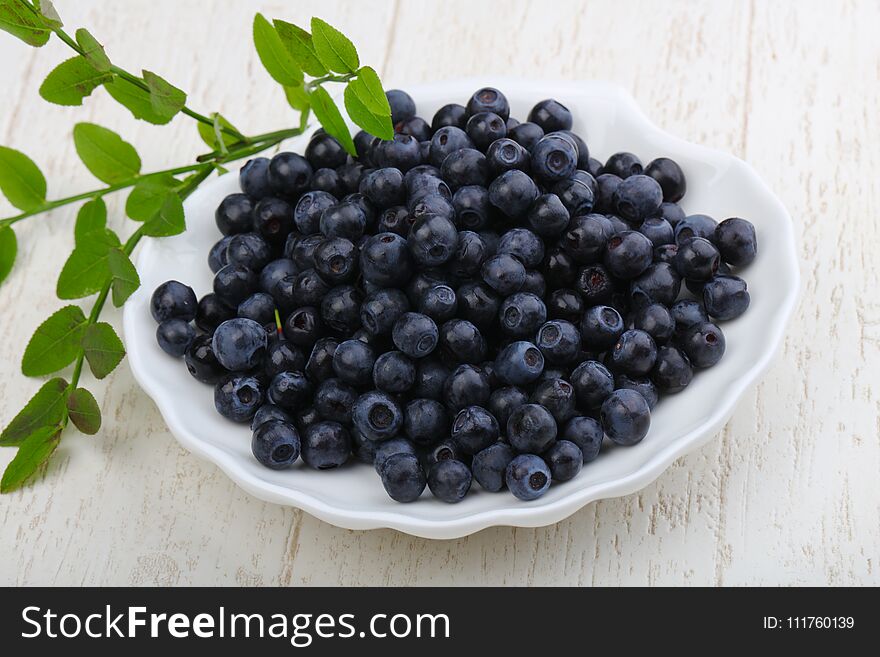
0, 0, 394, 491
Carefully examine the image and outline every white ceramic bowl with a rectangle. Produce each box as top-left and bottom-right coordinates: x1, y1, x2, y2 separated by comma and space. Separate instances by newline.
124, 79, 799, 539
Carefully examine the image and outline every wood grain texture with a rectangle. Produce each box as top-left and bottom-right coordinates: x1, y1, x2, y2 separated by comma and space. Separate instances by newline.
1, 0, 878, 586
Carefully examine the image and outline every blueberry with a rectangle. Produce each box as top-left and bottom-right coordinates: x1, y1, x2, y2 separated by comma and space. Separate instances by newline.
431, 103, 468, 131
428, 126, 474, 168
156, 318, 195, 357
310, 167, 343, 196
215, 193, 255, 236
552, 176, 595, 217
439, 319, 487, 364
301, 421, 351, 470
488, 169, 539, 218
294, 406, 322, 435
259, 258, 297, 296
581, 305, 625, 351
184, 334, 226, 384
508, 121, 545, 151
237, 292, 276, 325
604, 152, 643, 179
320, 201, 366, 240
407, 269, 451, 306
481, 254, 526, 296
267, 371, 312, 412
238, 157, 271, 199
528, 98, 573, 132
471, 443, 514, 492
545, 440, 583, 482
293, 191, 336, 234
572, 264, 612, 307
593, 173, 622, 213
466, 87, 509, 121
423, 438, 465, 469
563, 214, 611, 264
353, 390, 403, 442
456, 280, 501, 330
439, 148, 490, 190
403, 398, 449, 447
337, 161, 365, 195
359, 167, 404, 208
209, 236, 234, 273
536, 320, 581, 365
313, 237, 358, 284
386, 89, 416, 124
499, 292, 547, 338
670, 300, 709, 341
484, 386, 527, 430
675, 236, 721, 281
560, 131, 590, 169
681, 322, 726, 368
214, 374, 263, 423
644, 157, 687, 203
378, 205, 412, 236
264, 341, 306, 379
630, 262, 682, 307
409, 193, 456, 223
194, 294, 233, 333
465, 112, 507, 151
407, 214, 459, 267
354, 130, 376, 165
602, 231, 653, 281
396, 116, 432, 141
351, 426, 378, 464
359, 287, 410, 337
609, 329, 657, 377
373, 350, 416, 393
212, 318, 267, 371
214, 263, 258, 306
630, 303, 675, 345
321, 285, 363, 333
529, 378, 577, 425
289, 268, 331, 307
494, 341, 545, 386
614, 374, 658, 409
304, 338, 339, 383
413, 358, 451, 401
497, 228, 544, 268
360, 233, 414, 287
428, 459, 472, 503
341, 192, 378, 230
505, 454, 551, 501
252, 420, 301, 469
561, 416, 603, 463
521, 270, 546, 297
287, 233, 323, 270
378, 453, 426, 502
638, 216, 675, 247
600, 388, 650, 446
485, 138, 530, 176
443, 364, 491, 411
703, 275, 750, 320
267, 151, 312, 198
414, 285, 455, 323
451, 405, 499, 454
651, 345, 694, 393
387, 312, 438, 359
675, 214, 717, 244
530, 135, 577, 182
313, 378, 358, 424
306, 131, 347, 170
150, 280, 197, 323
657, 201, 686, 227
714, 217, 757, 267
331, 339, 375, 386
653, 243, 679, 265
546, 288, 584, 323
283, 306, 322, 347
586, 157, 604, 178
251, 403, 294, 431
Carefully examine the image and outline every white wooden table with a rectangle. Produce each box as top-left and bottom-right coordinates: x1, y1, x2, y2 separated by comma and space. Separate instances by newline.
1, 0, 877, 586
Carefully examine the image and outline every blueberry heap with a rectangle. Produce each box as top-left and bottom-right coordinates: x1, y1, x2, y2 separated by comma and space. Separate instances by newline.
149, 87, 758, 504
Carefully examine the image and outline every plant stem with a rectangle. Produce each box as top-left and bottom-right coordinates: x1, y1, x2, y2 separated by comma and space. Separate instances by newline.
306, 72, 356, 90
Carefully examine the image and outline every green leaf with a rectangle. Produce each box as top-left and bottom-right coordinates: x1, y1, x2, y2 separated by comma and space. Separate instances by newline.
82, 322, 125, 379
73, 122, 141, 184
197, 113, 238, 150
0, 378, 68, 446
75, 28, 110, 72
38, 55, 111, 106
104, 76, 174, 125
309, 86, 356, 156
107, 248, 140, 307
310, 17, 359, 74
57, 228, 120, 299
0, 426, 61, 493
125, 173, 177, 222
253, 13, 303, 87
283, 85, 310, 112
344, 84, 393, 140
142, 70, 186, 120
142, 192, 184, 237
0, 225, 16, 286
0, 0, 51, 47
349, 67, 390, 116
21, 306, 87, 377
0, 145, 47, 212
67, 388, 101, 435
273, 19, 326, 77
74, 197, 107, 244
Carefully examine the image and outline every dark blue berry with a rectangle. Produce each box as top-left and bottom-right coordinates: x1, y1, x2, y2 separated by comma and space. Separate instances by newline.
536, 320, 581, 365
472, 442, 514, 492
337, 161, 365, 195
581, 305, 625, 351
419, 284, 457, 322
301, 421, 350, 469
481, 254, 526, 296
508, 121, 544, 151
314, 237, 358, 284
499, 292, 547, 338
593, 173, 622, 213
451, 186, 491, 231
304, 338, 338, 383
184, 334, 225, 384
321, 285, 362, 333
703, 275, 750, 320
213, 263, 258, 306
428, 126, 474, 168
239, 157, 272, 199
268, 152, 312, 198
439, 318, 487, 364
630, 302, 675, 345
530, 378, 577, 425
604, 152, 643, 179
252, 420, 300, 469
386, 89, 416, 124
485, 137, 530, 176
451, 405, 499, 454
264, 341, 305, 379
428, 459, 472, 503
212, 318, 267, 371
447, 230, 489, 279
360, 232, 414, 287
431, 103, 468, 130
443, 363, 491, 411
320, 201, 366, 240
600, 388, 650, 446
614, 374, 658, 410
353, 390, 403, 442
156, 318, 194, 357
396, 116, 432, 141
609, 329, 657, 377
561, 416, 603, 462
528, 98, 573, 132
505, 454, 551, 501
331, 339, 375, 386
552, 176, 595, 217
195, 293, 234, 333
215, 193, 254, 236
507, 403, 557, 454
439, 148, 489, 190
373, 350, 416, 393
214, 374, 263, 423
391, 312, 439, 359
530, 135, 577, 182
546, 288, 584, 323
359, 287, 409, 337
465, 111, 507, 151
488, 169, 539, 218
545, 440, 583, 482
630, 261, 682, 307
379, 452, 425, 502
306, 132, 347, 169
413, 358, 451, 401
562, 214, 611, 264
525, 194, 569, 238
310, 167, 343, 196
403, 398, 449, 447
293, 191, 336, 234
604, 230, 653, 279
259, 258, 297, 295
466, 87, 509, 121
407, 214, 459, 266
497, 228, 544, 268
645, 157, 686, 203
209, 236, 233, 273
714, 217, 757, 267
283, 306, 322, 347
674, 213, 717, 244
409, 193, 455, 224
681, 322, 725, 368
151, 280, 197, 323
494, 340, 544, 386
638, 216, 675, 247
651, 345, 693, 392
675, 236, 720, 281
237, 292, 276, 325
487, 386, 529, 429
359, 167, 405, 208
313, 378, 358, 424
267, 371, 312, 412
251, 404, 294, 431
